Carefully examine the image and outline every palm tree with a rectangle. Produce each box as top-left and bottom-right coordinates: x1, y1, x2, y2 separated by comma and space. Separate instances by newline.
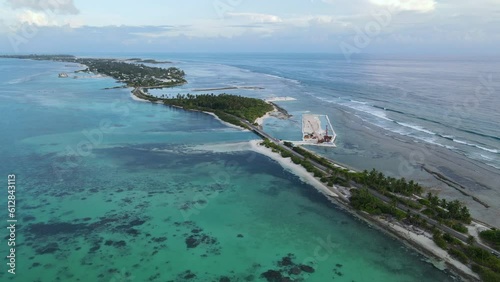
440, 198, 447, 208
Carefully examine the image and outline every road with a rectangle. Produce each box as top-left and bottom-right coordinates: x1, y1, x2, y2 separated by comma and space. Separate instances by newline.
130, 93, 500, 259
241, 118, 500, 258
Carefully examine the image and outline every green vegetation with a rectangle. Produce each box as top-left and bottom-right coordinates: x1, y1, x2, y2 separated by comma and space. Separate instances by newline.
350, 189, 406, 219
134, 90, 272, 129
0, 54, 185, 88
128, 58, 172, 64
352, 169, 424, 196
289, 146, 352, 186
269, 142, 493, 281
433, 231, 448, 249
423, 193, 472, 223
162, 93, 273, 123
134, 89, 273, 128
468, 247, 500, 269
0, 54, 75, 61
480, 229, 500, 251
343, 167, 471, 232
434, 230, 500, 280
282, 143, 473, 230
261, 139, 325, 179
472, 264, 500, 282
449, 248, 469, 264
76, 58, 185, 87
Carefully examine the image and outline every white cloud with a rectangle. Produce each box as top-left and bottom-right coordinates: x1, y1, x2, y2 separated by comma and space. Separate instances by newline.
226, 13, 283, 23
17, 10, 54, 26
6, 0, 79, 15
369, 0, 436, 13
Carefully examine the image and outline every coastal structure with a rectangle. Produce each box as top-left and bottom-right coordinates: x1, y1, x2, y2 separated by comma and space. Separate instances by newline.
301, 114, 336, 146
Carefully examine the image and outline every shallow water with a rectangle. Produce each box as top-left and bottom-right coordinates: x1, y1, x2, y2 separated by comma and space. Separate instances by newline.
98, 53, 500, 227
0, 58, 459, 281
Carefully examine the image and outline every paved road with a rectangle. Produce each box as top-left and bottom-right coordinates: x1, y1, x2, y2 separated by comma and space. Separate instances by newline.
241, 120, 331, 171
132, 99, 500, 259
359, 185, 498, 253
242, 118, 500, 257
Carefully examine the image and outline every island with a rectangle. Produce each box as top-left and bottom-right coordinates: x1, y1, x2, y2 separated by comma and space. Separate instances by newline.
0, 54, 185, 88
3, 54, 499, 282
126, 58, 172, 64
133, 89, 273, 129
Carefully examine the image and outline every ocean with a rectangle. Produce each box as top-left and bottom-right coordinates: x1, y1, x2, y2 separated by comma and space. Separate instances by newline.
1, 54, 497, 281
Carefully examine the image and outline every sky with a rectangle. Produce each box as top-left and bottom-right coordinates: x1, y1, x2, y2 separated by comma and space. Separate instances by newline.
0, 0, 499, 54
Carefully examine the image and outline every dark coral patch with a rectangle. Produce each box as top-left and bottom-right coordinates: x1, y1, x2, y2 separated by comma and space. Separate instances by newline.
261, 270, 291, 282
185, 236, 200, 249
278, 256, 294, 267
299, 264, 315, 273
151, 237, 167, 243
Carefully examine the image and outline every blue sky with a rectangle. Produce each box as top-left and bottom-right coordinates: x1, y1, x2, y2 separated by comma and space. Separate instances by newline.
0, 0, 499, 54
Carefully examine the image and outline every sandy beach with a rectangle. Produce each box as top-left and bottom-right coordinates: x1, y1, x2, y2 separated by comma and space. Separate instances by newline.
249, 140, 342, 199
254, 111, 273, 126
202, 111, 250, 131
129, 86, 483, 281
247, 139, 481, 281
130, 91, 151, 103
131, 89, 250, 130
255, 104, 279, 126
129, 91, 164, 104
375, 217, 479, 279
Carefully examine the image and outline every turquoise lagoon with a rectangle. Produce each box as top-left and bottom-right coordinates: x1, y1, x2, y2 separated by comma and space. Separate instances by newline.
0, 58, 457, 281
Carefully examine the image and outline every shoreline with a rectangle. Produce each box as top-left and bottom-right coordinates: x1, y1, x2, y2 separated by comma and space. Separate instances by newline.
248, 139, 480, 281
249, 140, 344, 200
254, 109, 274, 126
130, 91, 162, 104
131, 89, 250, 131
254, 101, 292, 126
202, 111, 250, 131
129, 80, 484, 281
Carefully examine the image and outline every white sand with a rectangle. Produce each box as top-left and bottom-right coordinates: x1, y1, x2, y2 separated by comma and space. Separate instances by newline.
376, 218, 479, 279
202, 111, 249, 131
129, 91, 163, 104
255, 103, 278, 126
467, 220, 490, 241
249, 140, 341, 199
125, 91, 484, 279
130, 92, 151, 103
249, 139, 479, 280
254, 111, 273, 126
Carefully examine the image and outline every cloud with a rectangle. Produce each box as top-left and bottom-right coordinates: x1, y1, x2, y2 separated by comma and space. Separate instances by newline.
369, 0, 436, 13
17, 10, 54, 26
6, 0, 79, 15
226, 13, 283, 23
